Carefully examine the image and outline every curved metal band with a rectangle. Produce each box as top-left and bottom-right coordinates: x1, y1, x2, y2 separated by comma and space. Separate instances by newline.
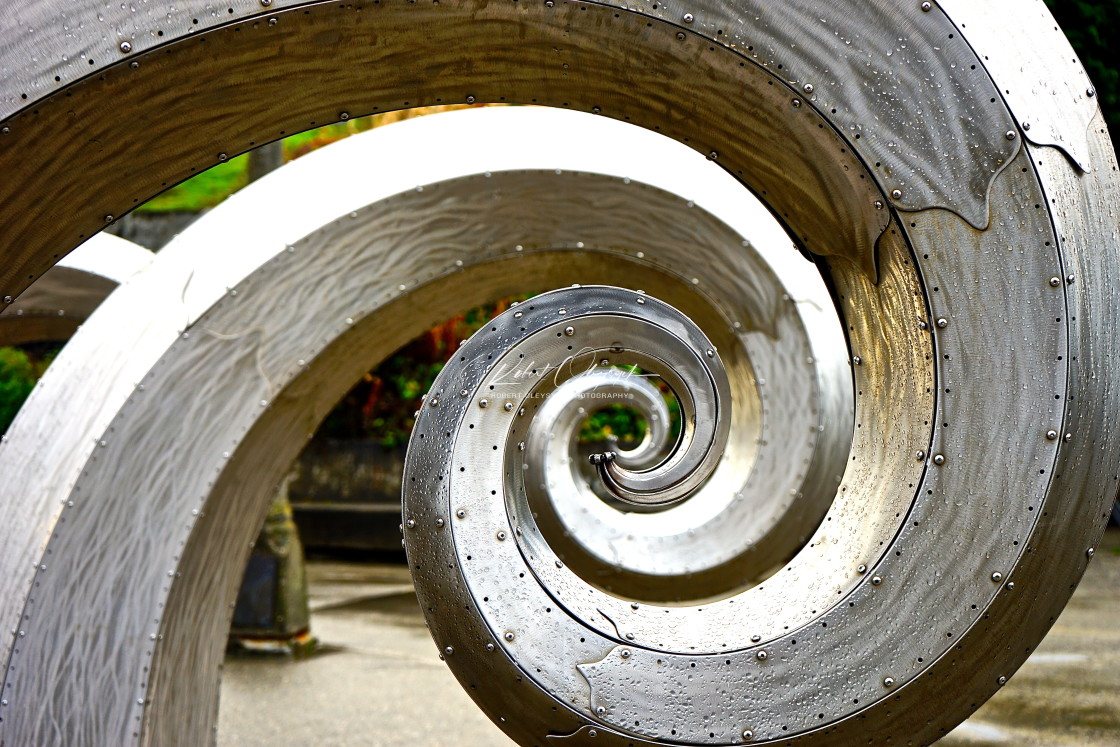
0, 234, 151, 346
0, 107, 844, 744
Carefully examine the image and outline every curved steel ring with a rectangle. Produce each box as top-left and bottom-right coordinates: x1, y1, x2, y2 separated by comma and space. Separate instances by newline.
0, 107, 844, 743
0, 1, 1117, 745
0, 234, 151, 346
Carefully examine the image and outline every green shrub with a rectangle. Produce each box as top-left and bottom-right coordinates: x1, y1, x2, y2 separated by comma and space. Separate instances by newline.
0, 348, 38, 434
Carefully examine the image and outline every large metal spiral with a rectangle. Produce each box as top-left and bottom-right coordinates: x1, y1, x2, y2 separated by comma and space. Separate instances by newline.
1, 1, 1118, 745
0, 106, 846, 743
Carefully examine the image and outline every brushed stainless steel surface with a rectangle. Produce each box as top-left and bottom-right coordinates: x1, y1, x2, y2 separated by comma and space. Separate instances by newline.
0, 1, 1117, 745
0, 233, 151, 345
5, 0, 984, 296
0, 105, 845, 743
938, 0, 1099, 171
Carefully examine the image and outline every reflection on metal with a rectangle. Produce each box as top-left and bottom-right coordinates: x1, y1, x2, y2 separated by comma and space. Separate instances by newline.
0, 234, 151, 346
0, 1, 1116, 745
580, 317, 731, 509
0, 106, 843, 743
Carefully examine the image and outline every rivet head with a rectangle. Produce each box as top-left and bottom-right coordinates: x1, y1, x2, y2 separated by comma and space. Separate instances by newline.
591, 106, 601, 115
791, 98, 802, 108
445, 646, 454, 655
1063, 432, 1072, 442
1049, 276, 1061, 287
1087, 547, 1095, 558
503, 402, 514, 412
1006, 582, 1014, 590
991, 571, 1003, 582
339, 111, 350, 120
466, 95, 476, 104
1005, 130, 1017, 140
588, 730, 598, 738
682, 12, 694, 23
857, 564, 868, 574
455, 509, 466, 519
0, 126, 9, 135
119, 40, 132, 53
932, 454, 945, 465
545, 0, 554, 5
479, 398, 489, 409
406, 519, 416, 529
874, 200, 884, 210
936, 317, 948, 328
1066, 274, 1075, 284
997, 675, 1007, 685
891, 188, 903, 200
756, 650, 768, 661
429, 396, 439, 407
1023, 121, 1031, 131
435, 517, 445, 528
883, 677, 895, 687
260, 0, 273, 5
852, 355, 862, 365
920, 1, 932, 10
871, 575, 883, 586
620, 649, 631, 659
104, 214, 115, 223
217, 152, 228, 162
504, 631, 515, 642
2, 296, 11, 304
595, 706, 607, 715
803, 83, 814, 94
564, 326, 575, 336
750, 634, 761, 642
1046, 430, 1058, 440
915, 450, 926, 461
496, 530, 507, 541
1087, 87, 1096, 98
486, 643, 495, 651
742, 729, 755, 741
918, 320, 929, 330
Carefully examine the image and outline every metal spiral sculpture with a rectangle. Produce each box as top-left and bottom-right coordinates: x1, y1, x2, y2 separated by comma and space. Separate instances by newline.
1, 1, 1118, 745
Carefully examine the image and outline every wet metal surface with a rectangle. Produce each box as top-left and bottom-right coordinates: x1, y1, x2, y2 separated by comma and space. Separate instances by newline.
218, 528, 1120, 746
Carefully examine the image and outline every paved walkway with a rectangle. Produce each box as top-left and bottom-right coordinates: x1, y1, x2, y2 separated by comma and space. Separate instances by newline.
219, 530, 1120, 745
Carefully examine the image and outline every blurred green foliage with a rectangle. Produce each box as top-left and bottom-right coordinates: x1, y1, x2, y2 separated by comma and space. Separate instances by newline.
579, 404, 649, 445
318, 304, 662, 448
137, 154, 250, 213
0, 346, 57, 434
1045, 1, 1119, 150
135, 109, 455, 213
